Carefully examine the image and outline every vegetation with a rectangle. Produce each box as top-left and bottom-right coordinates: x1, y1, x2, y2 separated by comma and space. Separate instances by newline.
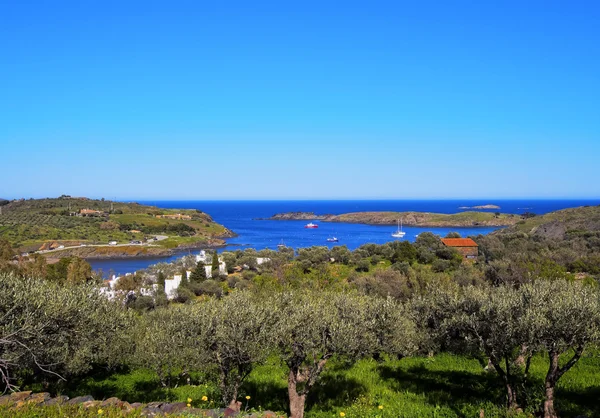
0, 197, 231, 252
2, 205, 600, 417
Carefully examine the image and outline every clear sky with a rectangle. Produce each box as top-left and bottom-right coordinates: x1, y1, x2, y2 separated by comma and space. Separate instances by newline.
1, 0, 599, 199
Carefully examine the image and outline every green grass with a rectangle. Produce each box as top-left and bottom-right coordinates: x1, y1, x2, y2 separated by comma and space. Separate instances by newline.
34, 353, 600, 418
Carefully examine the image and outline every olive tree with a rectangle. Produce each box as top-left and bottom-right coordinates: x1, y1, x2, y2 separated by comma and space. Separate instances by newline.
190, 291, 276, 410
521, 280, 600, 418
135, 305, 204, 387
420, 284, 529, 410
0, 272, 134, 392
270, 291, 405, 418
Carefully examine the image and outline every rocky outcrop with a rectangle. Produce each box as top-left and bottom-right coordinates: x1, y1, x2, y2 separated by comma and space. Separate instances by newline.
262, 211, 518, 227
0, 392, 280, 417
260, 212, 336, 221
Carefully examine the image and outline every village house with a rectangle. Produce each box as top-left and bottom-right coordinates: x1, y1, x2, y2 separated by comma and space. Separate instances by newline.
440, 237, 479, 261
78, 208, 105, 217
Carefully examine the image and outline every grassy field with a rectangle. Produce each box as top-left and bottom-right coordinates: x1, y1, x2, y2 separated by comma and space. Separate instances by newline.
39, 353, 600, 418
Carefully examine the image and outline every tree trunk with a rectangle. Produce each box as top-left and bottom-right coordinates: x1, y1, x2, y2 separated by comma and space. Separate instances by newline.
543, 352, 559, 418
491, 360, 519, 410
543, 383, 557, 418
514, 344, 528, 367
288, 369, 306, 418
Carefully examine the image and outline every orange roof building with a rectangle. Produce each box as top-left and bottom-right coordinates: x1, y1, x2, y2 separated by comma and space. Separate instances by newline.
441, 238, 479, 260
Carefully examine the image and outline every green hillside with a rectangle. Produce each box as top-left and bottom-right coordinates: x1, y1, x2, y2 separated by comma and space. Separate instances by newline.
493, 205, 600, 239
0, 196, 232, 251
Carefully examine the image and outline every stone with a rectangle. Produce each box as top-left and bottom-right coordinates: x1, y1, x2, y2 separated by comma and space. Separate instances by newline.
0, 395, 12, 406
120, 401, 134, 411
67, 395, 95, 404
82, 400, 101, 409
43, 395, 69, 405
140, 406, 165, 417
100, 397, 121, 407
160, 402, 188, 413
9, 391, 32, 402
130, 402, 145, 408
26, 392, 51, 405
146, 401, 164, 408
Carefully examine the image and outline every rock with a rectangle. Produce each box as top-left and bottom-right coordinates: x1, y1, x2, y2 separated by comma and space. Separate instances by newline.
120, 401, 134, 411
223, 406, 240, 417
201, 409, 228, 418
160, 402, 188, 413
145, 401, 164, 408
140, 406, 165, 417
26, 392, 51, 405
0, 395, 12, 406
100, 397, 121, 407
67, 395, 95, 404
82, 400, 101, 409
131, 402, 145, 408
9, 391, 32, 402
43, 395, 69, 405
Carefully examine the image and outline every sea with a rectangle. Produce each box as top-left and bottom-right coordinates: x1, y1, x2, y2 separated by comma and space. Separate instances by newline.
88, 199, 600, 276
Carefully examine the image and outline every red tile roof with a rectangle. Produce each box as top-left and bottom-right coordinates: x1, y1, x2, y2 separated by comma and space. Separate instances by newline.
441, 238, 478, 247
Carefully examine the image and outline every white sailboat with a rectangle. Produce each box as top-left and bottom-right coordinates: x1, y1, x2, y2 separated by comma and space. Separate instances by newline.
391, 218, 406, 238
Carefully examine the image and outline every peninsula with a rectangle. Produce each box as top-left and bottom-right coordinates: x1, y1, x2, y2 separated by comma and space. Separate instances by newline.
0, 196, 234, 259
265, 211, 519, 227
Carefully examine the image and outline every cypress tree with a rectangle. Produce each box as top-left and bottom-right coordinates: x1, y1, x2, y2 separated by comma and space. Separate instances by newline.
211, 251, 220, 277
189, 261, 207, 283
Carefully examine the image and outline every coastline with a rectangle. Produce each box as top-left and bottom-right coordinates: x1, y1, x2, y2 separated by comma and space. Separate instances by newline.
262, 210, 520, 227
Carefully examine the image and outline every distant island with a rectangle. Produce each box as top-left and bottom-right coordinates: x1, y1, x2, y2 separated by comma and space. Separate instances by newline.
0, 196, 234, 259
264, 211, 519, 227
458, 204, 501, 210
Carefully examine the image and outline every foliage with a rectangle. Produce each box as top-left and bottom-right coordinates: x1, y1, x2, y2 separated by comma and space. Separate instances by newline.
0, 273, 134, 392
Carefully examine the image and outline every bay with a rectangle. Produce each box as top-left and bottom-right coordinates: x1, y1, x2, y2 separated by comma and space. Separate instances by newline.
89, 199, 600, 276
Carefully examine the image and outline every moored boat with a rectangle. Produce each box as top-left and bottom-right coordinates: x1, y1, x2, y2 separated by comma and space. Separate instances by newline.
305, 222, 319, 228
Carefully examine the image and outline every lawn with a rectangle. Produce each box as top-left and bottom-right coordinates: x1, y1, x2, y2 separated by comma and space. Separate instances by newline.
38, 353, 600, 418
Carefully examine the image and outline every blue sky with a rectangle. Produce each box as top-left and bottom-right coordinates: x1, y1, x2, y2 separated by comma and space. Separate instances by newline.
1, 0, 599, 199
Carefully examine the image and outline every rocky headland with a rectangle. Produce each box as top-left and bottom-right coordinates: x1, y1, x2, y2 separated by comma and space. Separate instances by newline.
264, 211, 519, 227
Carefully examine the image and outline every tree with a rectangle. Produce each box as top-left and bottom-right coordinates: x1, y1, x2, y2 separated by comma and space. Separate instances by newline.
271, 291, 382, 418
157, 271, 166, 288
189, 261, 207, 283
135, 306, 203, 387
0, 272, 134, 392
191, 291, 275, 409
66, 257, 92, 284
445, 231, 461, 238
211, 251, 220, 277
422, 284, 529, 410
521, 280, 600, 417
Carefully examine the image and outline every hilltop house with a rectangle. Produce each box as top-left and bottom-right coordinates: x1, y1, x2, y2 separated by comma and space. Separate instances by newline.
441, 238, 479, 261
79, 208, 106, 217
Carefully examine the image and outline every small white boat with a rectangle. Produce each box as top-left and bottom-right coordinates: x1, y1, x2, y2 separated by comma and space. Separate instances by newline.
326, 236, 339, 242
305, 222, 319, 229
391, 218, 406, 238
277, 239, 286, 248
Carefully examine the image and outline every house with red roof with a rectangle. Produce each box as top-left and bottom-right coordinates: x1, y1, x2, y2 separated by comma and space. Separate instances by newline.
441, 238, 479, 261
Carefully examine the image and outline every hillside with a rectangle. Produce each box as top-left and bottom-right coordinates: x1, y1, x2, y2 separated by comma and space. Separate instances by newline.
266, 211, 519, 227
0, 196, 234, 255
492, 205, 600, 239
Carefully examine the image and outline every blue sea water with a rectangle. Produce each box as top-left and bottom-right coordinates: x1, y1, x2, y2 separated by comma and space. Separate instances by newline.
89, 199, 600, 276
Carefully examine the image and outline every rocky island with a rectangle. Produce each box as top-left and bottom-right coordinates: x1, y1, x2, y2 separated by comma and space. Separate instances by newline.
458, 204, 501, 210
265, 210, 519, 227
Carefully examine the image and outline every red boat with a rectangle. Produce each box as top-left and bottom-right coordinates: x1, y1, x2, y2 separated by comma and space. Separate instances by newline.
304, 222, 319, 228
